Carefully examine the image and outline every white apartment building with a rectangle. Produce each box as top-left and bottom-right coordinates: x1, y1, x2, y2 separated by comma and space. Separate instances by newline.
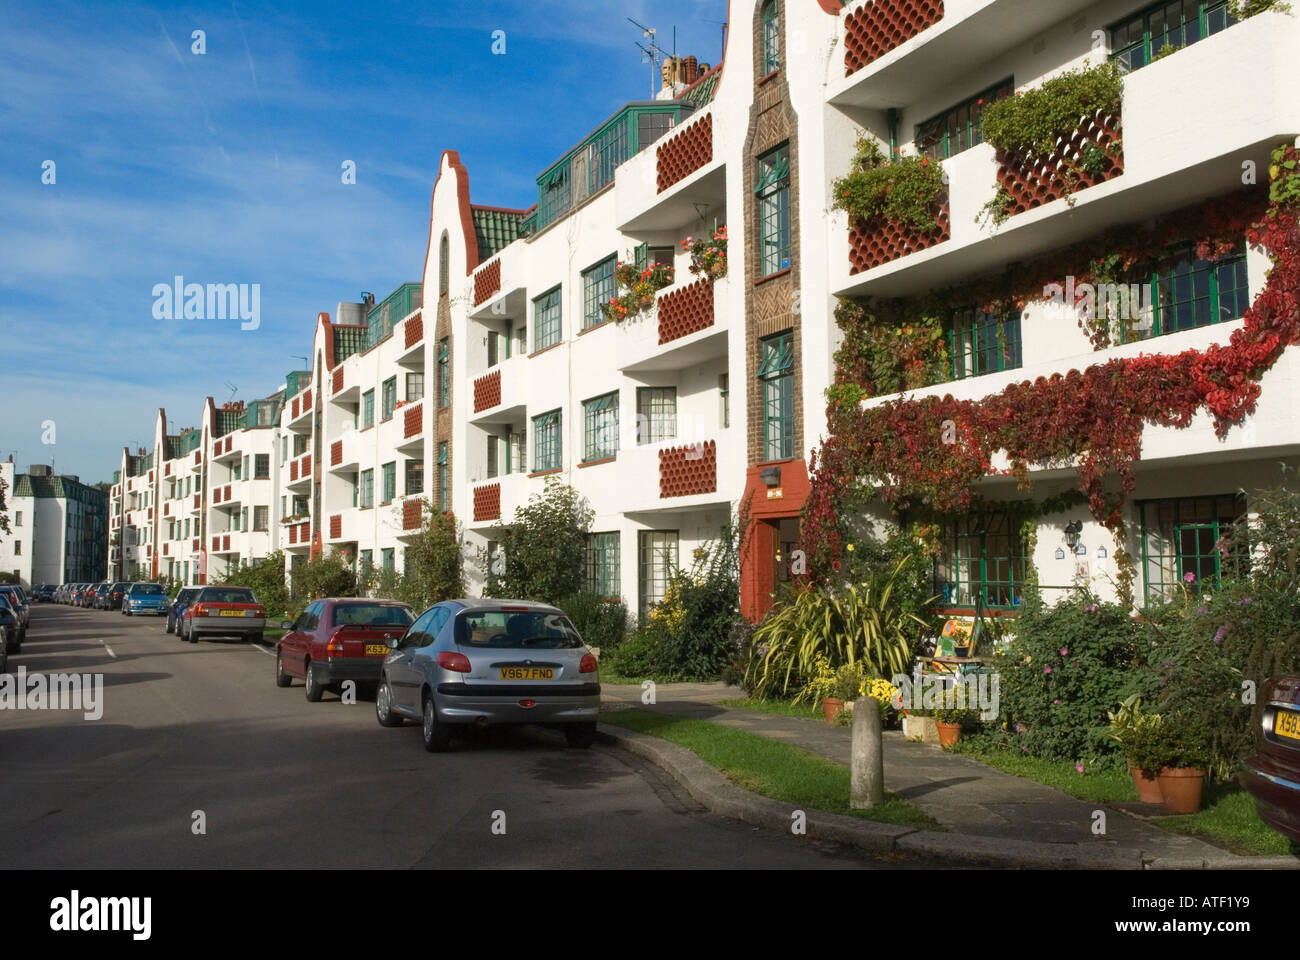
106, 0, 1300, 621
2, 460, 108, 588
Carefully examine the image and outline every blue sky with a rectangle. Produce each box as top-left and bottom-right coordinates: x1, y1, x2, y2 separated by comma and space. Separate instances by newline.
0, 0, 726, 484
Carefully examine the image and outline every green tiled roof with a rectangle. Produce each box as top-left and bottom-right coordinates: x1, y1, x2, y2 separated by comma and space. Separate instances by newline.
684, 66, 721, 106
473, 208, 525, 262
13, 475, 32, 497
334, 325, 367, 363
112, 470, 121, 485
243, 397, 281, 428
285, 370, 312, 398
365, 283, 423, 348
182, 429, 202, 454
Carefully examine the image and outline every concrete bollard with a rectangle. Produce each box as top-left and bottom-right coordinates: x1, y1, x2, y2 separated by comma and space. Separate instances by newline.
851, 696, 885, 809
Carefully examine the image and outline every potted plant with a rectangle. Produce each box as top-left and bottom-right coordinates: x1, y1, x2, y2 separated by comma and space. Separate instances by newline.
1129, 711, 1211, 814
1107, 694, 1163, 804
944, 619, 973, 658
934, 706, 977, 747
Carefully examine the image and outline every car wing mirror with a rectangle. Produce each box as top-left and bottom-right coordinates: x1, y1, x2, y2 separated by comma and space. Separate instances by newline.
280, 620, 293, 631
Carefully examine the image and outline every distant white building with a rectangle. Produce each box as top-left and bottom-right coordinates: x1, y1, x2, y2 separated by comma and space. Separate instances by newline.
1, 459, 108, 588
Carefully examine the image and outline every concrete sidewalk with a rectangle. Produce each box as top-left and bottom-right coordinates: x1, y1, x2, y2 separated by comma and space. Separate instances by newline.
599, 682, 1299, 868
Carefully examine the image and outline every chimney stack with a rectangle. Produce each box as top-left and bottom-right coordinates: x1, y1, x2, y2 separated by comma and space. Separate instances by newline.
684, 56, 698, 84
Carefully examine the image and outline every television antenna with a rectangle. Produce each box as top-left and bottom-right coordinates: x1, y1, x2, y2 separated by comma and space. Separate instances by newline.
629, 17, 671, 97
703, 19, 728, 62
223, 381, 239, 404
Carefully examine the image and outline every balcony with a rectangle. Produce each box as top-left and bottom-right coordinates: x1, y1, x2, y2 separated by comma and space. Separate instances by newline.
615, 434, 737, 517
326, 510, 359, 545
212, 434, 240, 463
191, 450, 203, 473
467, 473, 528, 529
190, 493, 202, 514
328, 434, 359, 473
397, 401, 424, 453
469, 247, 529, 321
285, 453, 313, 491
284, 520, 313, 551
616, 276, 729, 373
831, 10, 1300, 300
469, 355, 527, 423
398, 309, 425, 366
287, 387, 313, 431
616, 109, 725, 234
827, 0, 1095, 112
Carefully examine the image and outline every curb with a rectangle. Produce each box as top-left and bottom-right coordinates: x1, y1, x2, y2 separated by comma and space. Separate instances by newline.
597, 723, 1300, 870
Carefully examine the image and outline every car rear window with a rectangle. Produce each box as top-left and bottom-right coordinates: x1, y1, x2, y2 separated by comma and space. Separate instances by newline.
178, 589, 199, 603
456, 609, 582, 649
130, 584, 165, 594
200, 588, 256, 604
331, 603, 413, 627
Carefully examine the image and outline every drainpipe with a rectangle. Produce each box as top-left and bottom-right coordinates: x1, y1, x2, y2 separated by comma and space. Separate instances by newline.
887, 108, 900, 161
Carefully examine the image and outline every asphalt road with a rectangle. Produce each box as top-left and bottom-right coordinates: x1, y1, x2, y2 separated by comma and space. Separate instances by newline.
0, 603, 921, 869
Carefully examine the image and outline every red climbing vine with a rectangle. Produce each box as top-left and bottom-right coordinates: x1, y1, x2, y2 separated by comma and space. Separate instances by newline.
804, 144, 1300, 577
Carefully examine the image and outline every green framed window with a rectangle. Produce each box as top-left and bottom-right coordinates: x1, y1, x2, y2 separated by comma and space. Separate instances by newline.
487, 434, 500, 479
1110, 0, 1238, 74
583, 256, 617, 330
636, 387, 677, 444
406, 371, 424, 402
720, 373, 730, 428
381, 377, 397, 420
756, 144, 791, 277
362, 390, 375, 428
359, 469, 374, 508
359, 549, 373, 575
381, 461, 396, 504
1140, 494, 1247, 606
406, 459, 424, 496
254, 454, 270, 479
1119, 242, 1250, 342
947, 309, 1023, 381
534, 286, 562, 350
437, 339, 450, 408
589, 123, 629, 193
586, 532, 621, 598
532, 409, 561, 472
916, 78, 1015, 162
638, 530, 679, 621
934, 512, 1027, 610
761, 0, 781, 74
382, 548, 395, 572
583, 392, 620, 461
437, 443, 448, 511
758, 331, 794, 461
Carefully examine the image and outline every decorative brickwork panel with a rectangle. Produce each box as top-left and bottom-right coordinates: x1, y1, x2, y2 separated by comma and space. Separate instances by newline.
332, 367, 344, 394
330, 440, 342, 466
223, 534, 231, 551
657, 114, 713, 192
474, 369, 502, 413
473, 259, 501, 306
843, 0, 944, 76
405, 310, 424, 349
194, 493, 201, 508
473, 483, 501, 523
404, 403, 422, 439
165, 463, 171, 476
658, 278, 715, 344
304, 390, 312, 410
994, 110, 1124, 218
163, 543, 169, 555
403, 499, 422, 530
224, 484, 231, 500
194, 451, 201, 465
214, 488, 221, 504
212, 536, 220, 552
329, 514, 342, 539
193, 538, 201, 551
848, 202, 950, 275
659, 441, 718, 498
301, 456, 311, 477
292, 397, 300, 419
289, 460, 298, 482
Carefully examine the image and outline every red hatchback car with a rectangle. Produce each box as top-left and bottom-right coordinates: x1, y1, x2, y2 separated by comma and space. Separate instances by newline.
276, 598, 414, 702
1241, 675, 1300, 845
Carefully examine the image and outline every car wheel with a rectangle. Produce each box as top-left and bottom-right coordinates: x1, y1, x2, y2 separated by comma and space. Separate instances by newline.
4, 631, 16, 655
421, 692, 451, 752
564, 722, 597, 749
304, 662, 324, 702
275, 651, 292, 688
249, 632, 264, 645
375, 677, 402, 727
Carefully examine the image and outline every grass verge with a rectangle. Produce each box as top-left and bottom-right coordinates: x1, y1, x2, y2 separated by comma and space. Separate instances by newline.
600, 707, 939, 831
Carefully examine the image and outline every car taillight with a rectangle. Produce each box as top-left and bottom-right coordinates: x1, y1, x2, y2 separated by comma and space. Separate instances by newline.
254, 605, 265, 617
327, 628, 347, 655
579, 653, 598, 673
192, 604, 206, 617
437, 651, 472, 673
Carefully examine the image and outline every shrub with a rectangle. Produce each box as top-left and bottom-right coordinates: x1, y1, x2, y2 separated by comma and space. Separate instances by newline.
292, 548, 358, 602
611, 628, 660, 679
744, 558, 928, 699
980, 60, 1123, 160
365, 503, 463, 611
557, 592, 630, 652
488, 477, 593, 602
996, 589, 1158, 762
831, 137, 946, 234
222, 550, 289, 615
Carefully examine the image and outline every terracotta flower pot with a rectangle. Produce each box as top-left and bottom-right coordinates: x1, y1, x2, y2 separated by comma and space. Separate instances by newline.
1157, 767, 1205, 814
822, 697, 843, 724
1128, 763, 1163, 804
936, 720, 961, 747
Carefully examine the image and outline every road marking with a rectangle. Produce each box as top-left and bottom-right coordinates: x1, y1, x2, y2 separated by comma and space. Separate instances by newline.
250, 644, 275, 657
100, 640, 117, 659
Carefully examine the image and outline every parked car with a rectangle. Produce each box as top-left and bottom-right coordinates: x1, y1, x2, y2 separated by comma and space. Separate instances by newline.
0, 591, 23, 653
106, 581, 130, 610
181, 586, 266, 643
1241, 676, 1300, 844
59, 583, 72, 604
276, 599, 415, 701
124, 583, 169, 616
37, 584, 56, 602
75, 583, 95, 607
91, 583, 110, 609
374, 599, 600, 751
166, 587, 202, 635
0, 585, 31, 633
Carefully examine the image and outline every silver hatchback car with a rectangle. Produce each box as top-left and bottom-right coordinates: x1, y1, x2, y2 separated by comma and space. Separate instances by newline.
375, 599, 601, 752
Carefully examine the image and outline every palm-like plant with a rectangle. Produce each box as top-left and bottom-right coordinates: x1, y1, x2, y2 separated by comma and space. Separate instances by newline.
744, 558, 931, 699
